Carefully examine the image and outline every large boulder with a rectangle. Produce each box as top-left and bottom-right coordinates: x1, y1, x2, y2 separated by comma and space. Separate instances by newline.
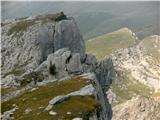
53, 18, 86, 61
47, 48, 83, 79
66, 53, 82, 74
47, 48, 71, 79
82, 54, 97, 73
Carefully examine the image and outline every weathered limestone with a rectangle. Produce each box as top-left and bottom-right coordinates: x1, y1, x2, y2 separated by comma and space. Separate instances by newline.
81, 73, 113, 120
54, 18, 86, 61
1, 16, 86, 80
66, 53, 83, 74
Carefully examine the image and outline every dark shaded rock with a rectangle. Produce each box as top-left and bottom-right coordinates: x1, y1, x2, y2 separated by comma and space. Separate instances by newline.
81, 73, 113, 120
95, 58, 115, 92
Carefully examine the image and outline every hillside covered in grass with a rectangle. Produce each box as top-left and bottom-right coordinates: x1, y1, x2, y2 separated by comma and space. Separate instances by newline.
86, 28, 135, 60
2, 77, 98, 120
141, 35, 160, 63
111, 76, 153, 107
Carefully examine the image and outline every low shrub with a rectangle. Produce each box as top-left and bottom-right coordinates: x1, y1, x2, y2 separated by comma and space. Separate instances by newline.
49, 62, 57, 75
55, 12, 67, 22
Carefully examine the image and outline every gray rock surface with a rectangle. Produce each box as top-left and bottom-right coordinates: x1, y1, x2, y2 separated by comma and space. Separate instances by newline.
1, 15, 85, 81
54, 18, 86, 61
82, 54, 97, 73
1, 107, 18, 120
1, 74, 19, 88
47, 48, 71, 79
106, 89, 116, 104
47, 48, 83, 79
81, 73, 113, 120
1, 21, 54, 78
49, 111, 57, 116
95, 58, 115, 92
67, 53, 82, 74
25, 108, 32, 114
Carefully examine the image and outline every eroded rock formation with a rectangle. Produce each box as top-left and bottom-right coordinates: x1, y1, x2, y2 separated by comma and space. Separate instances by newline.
1, 14, 115, 120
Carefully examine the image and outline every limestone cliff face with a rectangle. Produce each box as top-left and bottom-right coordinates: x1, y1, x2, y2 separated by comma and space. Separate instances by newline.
1, 21, 54, 78
1, 15, 85, 78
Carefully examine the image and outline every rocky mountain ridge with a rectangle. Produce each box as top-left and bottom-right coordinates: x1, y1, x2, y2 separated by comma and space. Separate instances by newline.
111, 35, 160, 92
86, 27, 136, 60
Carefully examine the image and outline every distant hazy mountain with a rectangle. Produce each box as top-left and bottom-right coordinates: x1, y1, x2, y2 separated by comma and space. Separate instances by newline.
2, 1, 159, 40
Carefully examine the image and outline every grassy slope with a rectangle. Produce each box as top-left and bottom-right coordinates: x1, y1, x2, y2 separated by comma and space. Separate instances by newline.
2, 77, 98, 120
86, 28, 135, 60
86, 29, 160, 107
141, 36, 160, 63
111, 76, 153, 107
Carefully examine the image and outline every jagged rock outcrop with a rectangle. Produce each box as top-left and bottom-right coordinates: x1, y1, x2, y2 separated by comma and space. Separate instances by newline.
1, 21, 54, 78
54, 19, 86, 61
112, 96, 160, 120
66, 53, 83, 74
47, 48, 83, 79
111, 35, 160, 91
81, 73, 113, 120
1, 14, 85, 80
95, 58, 115, 92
